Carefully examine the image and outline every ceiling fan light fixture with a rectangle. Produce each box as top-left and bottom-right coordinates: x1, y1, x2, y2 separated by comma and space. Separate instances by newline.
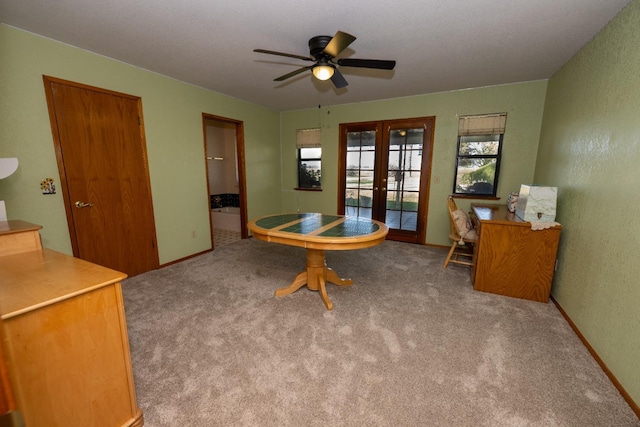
312, 64, 334, 81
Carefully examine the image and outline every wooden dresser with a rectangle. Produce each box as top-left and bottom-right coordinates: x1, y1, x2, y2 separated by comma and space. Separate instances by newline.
470, 204, 562, 303
0, 221, 143, 426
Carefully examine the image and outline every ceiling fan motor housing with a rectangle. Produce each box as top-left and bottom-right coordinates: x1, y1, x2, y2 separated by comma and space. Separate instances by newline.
309, 35, 333, 59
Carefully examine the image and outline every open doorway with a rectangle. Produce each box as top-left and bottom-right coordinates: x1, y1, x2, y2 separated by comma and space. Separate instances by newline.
202, 114, 248, 249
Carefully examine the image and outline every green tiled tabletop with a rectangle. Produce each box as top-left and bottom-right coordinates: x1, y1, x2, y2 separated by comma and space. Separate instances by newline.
318, 217, 380, 237
254, 213, 380, 237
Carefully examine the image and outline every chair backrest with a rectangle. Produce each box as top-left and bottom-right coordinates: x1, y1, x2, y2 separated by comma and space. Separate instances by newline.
447, 195, 477, 243
447, 196, 462, 240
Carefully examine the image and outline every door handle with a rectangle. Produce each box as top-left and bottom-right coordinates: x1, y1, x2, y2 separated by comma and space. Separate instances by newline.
74, 201, 94, 208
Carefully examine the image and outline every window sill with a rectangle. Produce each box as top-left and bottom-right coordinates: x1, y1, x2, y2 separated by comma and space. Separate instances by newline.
295, 187, 323, 192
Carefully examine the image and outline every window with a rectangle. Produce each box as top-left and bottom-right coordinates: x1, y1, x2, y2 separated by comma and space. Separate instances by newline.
296, 128, 322, 189
453, 113, 506, 197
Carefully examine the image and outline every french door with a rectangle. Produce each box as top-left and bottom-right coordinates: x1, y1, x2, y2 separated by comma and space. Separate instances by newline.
338, 117, 435, 243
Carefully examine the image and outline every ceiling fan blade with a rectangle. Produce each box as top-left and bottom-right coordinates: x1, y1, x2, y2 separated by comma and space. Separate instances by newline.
330, 67, 348, 88
274, 66, 313, 81
254, 49, 313, 62
323, 31, 356, 58
337, 58, 396, 70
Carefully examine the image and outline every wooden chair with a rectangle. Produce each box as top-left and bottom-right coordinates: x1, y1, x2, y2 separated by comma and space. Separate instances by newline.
442, 196, 477, 269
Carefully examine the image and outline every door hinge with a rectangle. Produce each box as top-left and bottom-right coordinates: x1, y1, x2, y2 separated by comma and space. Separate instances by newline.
137, 116, 141, 126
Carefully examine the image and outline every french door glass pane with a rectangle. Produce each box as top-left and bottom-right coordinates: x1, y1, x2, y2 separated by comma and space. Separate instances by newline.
385, 128, 423, 231
345, 131, 376, 219
348, 130, 376, 148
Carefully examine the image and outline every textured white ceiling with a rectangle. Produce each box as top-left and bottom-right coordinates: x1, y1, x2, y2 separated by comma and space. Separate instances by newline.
0, 0, 632, 111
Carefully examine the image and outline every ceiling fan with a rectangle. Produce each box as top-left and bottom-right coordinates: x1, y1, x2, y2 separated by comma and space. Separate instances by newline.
254, 31, 396, 88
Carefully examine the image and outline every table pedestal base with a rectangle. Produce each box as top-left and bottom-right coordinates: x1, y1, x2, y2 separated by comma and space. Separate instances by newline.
274, 248, 353, 310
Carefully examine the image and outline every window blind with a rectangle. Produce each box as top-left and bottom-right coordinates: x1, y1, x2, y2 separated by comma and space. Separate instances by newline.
296, 128, 321, 148
458, 113, 507, 136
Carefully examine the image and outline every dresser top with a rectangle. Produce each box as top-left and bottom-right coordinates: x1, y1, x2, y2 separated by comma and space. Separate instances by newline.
0, 220, 43, 236
0, 249, 126, 319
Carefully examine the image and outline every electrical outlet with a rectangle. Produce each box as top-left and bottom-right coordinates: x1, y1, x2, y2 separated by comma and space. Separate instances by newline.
433, 175, 440, 184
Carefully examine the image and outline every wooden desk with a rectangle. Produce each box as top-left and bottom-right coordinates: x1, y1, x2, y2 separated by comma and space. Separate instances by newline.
471, 204, 561, 303
247, 213, 388, 310
0, 221, 143, 427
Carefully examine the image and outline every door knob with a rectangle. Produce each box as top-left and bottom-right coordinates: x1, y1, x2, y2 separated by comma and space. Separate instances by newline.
74, 201, 94, 208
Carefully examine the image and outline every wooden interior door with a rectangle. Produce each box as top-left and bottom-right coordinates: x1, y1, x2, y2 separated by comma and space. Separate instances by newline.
338, 117, 435, 243
43, 76, 159, 276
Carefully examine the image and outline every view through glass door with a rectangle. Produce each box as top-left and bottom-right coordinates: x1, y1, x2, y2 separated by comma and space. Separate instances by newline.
338, 117, 435, 243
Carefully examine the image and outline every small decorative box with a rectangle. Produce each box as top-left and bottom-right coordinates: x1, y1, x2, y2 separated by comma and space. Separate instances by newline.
515, 185, 557, 222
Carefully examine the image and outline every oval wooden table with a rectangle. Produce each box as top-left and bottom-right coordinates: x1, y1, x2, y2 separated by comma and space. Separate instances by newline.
247, 213, 389, 310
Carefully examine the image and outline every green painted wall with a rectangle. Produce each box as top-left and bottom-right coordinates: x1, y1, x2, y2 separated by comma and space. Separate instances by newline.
537, 0, 640, 405
281, 81, 548, 245
0, 25, 281, 264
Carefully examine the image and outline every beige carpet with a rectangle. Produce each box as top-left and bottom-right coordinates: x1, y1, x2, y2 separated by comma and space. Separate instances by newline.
122, 238, 639, 426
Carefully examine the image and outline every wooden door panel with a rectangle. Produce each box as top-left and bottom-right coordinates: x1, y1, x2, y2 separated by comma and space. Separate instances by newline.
44, 77, 159, 276
382, 118, 435, 243
338, 122, 382, 222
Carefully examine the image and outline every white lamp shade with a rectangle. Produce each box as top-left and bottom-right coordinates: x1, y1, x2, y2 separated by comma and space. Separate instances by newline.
0, 158, 18, 179
312, 65, 334, 81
